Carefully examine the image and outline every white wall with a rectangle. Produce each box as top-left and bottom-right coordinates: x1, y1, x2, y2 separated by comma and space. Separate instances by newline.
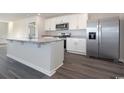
12, 16, 45, 39
36, 16, 45, 39
44, 30, 86, 38
12, 16, 36, 38
0, 22, 8, 43
8, 22, 13, 38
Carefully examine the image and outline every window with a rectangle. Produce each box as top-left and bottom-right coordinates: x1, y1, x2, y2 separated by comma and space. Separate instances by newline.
28, 22, 36, 39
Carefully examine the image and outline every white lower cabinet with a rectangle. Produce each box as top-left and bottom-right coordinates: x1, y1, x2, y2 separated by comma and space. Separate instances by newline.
67, 38, 86, 55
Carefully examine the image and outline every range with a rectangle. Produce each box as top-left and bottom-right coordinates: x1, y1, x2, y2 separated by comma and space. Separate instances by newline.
54, 33, 71, 50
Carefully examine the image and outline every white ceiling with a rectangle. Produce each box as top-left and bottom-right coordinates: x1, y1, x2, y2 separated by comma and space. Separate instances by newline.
1, 13, 123, 22
39, 13, 72, 18
0, 13, 72, 22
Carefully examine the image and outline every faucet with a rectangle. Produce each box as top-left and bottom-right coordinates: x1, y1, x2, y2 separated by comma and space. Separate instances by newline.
28, 34, 33, 39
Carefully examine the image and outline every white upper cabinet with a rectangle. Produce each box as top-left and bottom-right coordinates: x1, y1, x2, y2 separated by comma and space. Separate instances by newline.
78, 14, 88, 29
45, 19, 51, 31
69, 14, 88, 30
45, 13, 88, 31
45, 16, 70, 31
55, 16, 70, 24
50, 18, 56, 31
69, 14, 78, 30
45, 18, 56, 31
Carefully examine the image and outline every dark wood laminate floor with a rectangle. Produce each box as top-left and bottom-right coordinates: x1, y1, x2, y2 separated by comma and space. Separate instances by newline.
0, 45, 124, 79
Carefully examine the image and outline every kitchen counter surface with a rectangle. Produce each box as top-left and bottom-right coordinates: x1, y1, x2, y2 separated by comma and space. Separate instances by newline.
42, 35, 86, 39
68, 36, 86, 39
7, 37, 63, 44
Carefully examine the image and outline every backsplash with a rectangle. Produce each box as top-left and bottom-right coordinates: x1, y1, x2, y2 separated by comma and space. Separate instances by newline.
43, 29, 87, 38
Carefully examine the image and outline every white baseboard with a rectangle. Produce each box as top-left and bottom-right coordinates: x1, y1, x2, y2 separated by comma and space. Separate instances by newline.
7, 54, 62, 76
67, 50, 86, 55
51, 63, 63, 73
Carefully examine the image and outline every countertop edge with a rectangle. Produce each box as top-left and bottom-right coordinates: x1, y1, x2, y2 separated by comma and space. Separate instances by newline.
6, 38, 64, 44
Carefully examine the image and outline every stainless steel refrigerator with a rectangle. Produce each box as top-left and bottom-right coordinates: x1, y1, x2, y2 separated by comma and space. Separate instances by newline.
87, 17, 119, 60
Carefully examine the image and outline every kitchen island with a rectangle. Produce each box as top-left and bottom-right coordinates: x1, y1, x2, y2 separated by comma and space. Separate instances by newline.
7, 37, 64, 76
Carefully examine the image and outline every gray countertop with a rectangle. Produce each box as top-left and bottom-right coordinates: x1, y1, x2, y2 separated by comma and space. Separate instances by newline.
42, 35, 86, 39
7, 37, 63, 44
69, 36, 86, 39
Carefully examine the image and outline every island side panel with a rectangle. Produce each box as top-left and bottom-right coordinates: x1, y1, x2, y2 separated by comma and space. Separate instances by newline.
7, 40, 53, 76
50, 40, 64, 71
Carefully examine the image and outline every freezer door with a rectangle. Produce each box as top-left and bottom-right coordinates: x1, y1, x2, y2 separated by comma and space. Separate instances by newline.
87, 20, 99, 57
99, 18, 119, 59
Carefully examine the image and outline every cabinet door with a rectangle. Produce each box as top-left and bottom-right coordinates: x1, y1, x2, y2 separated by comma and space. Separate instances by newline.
76, 39, 86, 53
50, 18, 56, 30
45, 19, 51, 31
62, 15, 70, 23
55, 16, 63, 24
69, 15, 78, 30
45, 14, 88, 31
78, 14, 88, 29
73, 39, 79, 52
67, 38, 86, 55
67, 38, 74, 51
55, 16, 70, 25
45, 18, 56, 31
68, 14, 88, 30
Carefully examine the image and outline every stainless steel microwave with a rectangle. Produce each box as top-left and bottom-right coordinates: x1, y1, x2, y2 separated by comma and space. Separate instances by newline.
56, 23, 69, 30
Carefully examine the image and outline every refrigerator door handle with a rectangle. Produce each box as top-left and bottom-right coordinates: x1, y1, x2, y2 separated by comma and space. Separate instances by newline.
100, 24, 102, 44
99, 24, 102, 49
97, 25, 99, 30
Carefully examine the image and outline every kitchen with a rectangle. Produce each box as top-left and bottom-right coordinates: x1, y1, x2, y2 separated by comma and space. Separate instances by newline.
0, 13, 124, 78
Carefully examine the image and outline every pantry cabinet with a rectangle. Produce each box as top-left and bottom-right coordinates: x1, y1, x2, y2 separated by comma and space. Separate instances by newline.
45, 13, 88, 31
67, 38, 86, 55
